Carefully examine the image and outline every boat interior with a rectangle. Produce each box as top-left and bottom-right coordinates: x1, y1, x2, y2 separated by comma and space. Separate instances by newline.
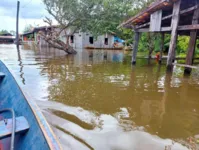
0, 61, 50, 150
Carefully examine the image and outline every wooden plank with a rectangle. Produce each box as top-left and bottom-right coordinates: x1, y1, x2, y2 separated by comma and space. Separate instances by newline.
132, 32, 140, 64
167, 0, 181, 69
0, 116, 29, 140
137, 25, 199, 32
150, 10, 163, 32
161, 27, 171, 32
162, 5, 198, 20
184, 6, 199, 74
180, 5, 198, 15
162, 14, 172, 21
137, 28, 150, 32
136, 22, 150, 29
178, 24, 199, 30
137, 27, 171, 32
173, 63, 198, 69
136, 24, 199, 33
159, 33, 165, 64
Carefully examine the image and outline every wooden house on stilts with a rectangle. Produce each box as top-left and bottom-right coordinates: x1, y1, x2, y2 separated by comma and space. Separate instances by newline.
121, 0, 199, 74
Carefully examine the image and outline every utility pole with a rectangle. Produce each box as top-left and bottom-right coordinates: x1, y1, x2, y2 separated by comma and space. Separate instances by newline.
16, 1, 20, 46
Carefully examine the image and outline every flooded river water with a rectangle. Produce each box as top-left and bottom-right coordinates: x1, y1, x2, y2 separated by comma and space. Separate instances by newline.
0, 44, 199, 150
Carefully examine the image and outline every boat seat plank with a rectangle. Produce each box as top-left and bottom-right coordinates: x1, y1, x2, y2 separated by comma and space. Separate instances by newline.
0, 116, 29, 140
0, 72, 5, 79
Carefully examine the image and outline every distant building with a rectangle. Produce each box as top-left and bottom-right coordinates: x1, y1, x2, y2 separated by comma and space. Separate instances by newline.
0, 33, 15, 44
21, 26, 56, 45
21, 26, 123, 49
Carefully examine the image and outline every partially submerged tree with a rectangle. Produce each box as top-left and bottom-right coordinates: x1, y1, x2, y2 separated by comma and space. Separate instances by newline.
42, 0, 134, 54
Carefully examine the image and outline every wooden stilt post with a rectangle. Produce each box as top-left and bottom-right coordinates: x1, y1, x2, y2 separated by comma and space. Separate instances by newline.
132, 32, 140, 65
184, 6, 199, 74
16, 1, 20, 46
167, 0, 181, 70
159, 33, 165, 64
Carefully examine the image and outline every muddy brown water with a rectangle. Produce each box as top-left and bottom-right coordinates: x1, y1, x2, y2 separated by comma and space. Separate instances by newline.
0, 44, 199, 150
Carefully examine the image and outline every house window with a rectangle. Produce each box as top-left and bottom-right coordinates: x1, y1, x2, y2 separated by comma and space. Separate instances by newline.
104, 38, 108, 45
70, 35, 74, 43
89, 37, 94, 44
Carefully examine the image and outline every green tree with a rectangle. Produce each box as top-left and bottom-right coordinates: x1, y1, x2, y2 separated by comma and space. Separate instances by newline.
0, 30, 9, 35
40, 0, 134, 54
23, 24, 34, 33
43, 0, 133, 37
119, 0, 155, 46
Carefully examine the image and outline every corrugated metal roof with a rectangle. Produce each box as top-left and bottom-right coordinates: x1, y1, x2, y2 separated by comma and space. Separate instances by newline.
22, 25, 59, 36
0, 36, 15, 39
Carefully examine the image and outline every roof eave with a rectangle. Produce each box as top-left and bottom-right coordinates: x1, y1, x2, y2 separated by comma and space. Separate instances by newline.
121, 0, 176, 28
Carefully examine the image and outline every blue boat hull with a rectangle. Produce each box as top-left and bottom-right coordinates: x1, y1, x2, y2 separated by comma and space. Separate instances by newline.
0, 61, 61, 150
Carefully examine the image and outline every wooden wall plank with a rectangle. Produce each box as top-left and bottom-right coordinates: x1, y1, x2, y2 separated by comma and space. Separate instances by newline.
178, 24, 199, 30
150, 10, 163, 32
137, 25, 199, 33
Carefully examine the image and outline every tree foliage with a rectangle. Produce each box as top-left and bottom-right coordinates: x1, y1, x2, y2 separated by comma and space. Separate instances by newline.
0, 30, 9, 35
138, 33, 199, 56
43, 0, 134, 37
119, 0, 155, 45
23, 24, 34, 33
41, 0, 135, 53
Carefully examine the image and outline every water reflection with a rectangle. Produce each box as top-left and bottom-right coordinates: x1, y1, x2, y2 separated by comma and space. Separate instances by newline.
17, 46, 25, 85
38, 101, 187, 150
0, 44, 199, 149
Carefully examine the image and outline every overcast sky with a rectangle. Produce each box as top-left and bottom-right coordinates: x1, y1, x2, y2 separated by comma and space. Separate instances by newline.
0, 0, 54, 33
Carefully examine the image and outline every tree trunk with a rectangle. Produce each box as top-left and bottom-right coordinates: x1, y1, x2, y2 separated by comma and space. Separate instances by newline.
65, 36, 77, 54
38, 31, 77, 54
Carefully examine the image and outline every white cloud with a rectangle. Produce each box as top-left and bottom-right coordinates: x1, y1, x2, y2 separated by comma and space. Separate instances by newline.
0, 0, 55, 33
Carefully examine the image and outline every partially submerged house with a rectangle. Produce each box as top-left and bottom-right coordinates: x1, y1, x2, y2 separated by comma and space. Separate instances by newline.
21, 26, 123, 49
121, 0, 199, 74
21, 26, 57, 45
0, 33, 15, 44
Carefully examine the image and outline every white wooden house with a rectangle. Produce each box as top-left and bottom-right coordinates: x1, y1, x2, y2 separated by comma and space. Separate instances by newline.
59, 30, 115, 49
22, 26, 120, 49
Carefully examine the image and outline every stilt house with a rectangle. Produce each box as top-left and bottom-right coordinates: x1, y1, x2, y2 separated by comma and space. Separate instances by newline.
121, 0, 199, 73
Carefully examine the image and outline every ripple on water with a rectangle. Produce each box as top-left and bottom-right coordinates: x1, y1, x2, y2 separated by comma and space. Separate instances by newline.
1, 44, 199, 149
